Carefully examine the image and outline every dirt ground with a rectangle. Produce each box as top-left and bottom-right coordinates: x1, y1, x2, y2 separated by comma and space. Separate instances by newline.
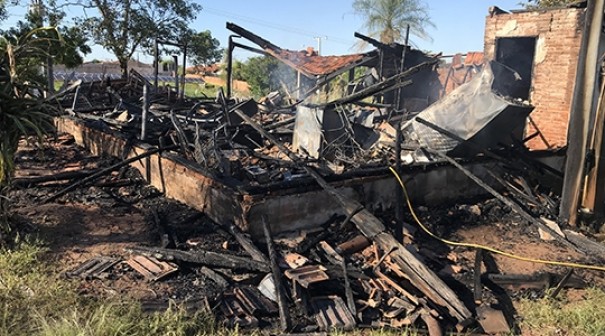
8, 134, 605, 333
10, 135, 232, 304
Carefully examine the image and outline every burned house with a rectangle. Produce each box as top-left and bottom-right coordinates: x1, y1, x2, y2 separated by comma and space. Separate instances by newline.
41, 3, 605, 333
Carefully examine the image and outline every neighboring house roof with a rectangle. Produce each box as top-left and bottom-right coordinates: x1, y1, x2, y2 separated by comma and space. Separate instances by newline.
464, 52, 484, 66
187, 63, 221, 74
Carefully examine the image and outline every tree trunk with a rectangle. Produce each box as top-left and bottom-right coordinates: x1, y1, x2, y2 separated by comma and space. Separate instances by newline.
119, 58, 129, 79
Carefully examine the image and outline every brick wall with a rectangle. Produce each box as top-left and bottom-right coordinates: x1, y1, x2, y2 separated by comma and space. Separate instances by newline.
484, 8, 584, 150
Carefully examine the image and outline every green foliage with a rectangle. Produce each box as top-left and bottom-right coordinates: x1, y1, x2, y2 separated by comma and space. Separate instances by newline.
520, 0, 578, 9
187, 30, 223, 67
82, 0, 201, 77
239, 56, 295, 97
0, 28, 55, 190
353, 0, 434, 44
517, 288, 605, 335
231, 60, 246, 81
0, 0, 6, 22
1, 9, 91, 69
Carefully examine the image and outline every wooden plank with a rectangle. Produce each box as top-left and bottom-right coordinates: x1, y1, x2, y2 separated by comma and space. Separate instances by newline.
262, 216, 290, 331
560, 0, 604, 224
126, 246, 269, 272
227, 224, 269, 264
582, 79, 605, 212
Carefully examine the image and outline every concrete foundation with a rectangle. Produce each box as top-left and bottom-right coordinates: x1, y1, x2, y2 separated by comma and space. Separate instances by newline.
56, 116, 500, 237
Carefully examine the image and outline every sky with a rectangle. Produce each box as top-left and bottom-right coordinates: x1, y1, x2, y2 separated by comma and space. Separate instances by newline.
1, 0, 525, 64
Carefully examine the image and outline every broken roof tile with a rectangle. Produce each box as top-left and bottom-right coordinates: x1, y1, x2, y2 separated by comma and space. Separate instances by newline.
266, 48, 373, 77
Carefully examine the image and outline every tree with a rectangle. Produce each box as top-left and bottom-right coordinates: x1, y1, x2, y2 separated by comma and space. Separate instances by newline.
0, 0, 6, 22
0, 28, 55, 235
0, 1, 91, 92
239, 56, 296, 97
353, 0, 434, 44
521, 0, 578, 8
2, 10, 91, 69
187, 30, 222, 67
82, 0, 201, 78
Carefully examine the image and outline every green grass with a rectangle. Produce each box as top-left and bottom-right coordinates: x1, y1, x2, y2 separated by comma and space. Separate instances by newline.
517, 288, 605, 336
0, 239, 224, 336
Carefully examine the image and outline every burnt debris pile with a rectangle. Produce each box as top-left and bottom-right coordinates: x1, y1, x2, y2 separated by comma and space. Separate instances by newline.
28, 20, 605, 335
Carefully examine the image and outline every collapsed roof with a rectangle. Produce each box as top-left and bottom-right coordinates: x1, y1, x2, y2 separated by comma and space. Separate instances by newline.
227, 22, 378, 78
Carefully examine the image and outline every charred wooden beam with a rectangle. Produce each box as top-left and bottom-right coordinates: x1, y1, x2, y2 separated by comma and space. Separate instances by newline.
126, 246, 270, 272
262, 216, 290, 331
354, 32, 398, 53
199, 266, 229, 289
11, 169, 98, 187
227, 223, 269, 264
427, 148, 581, 253
42, 145, 178, 203
226, 22, 280, 51
231, 107, 473, 324
474, 249, 483, 304
323, 60, 436, 109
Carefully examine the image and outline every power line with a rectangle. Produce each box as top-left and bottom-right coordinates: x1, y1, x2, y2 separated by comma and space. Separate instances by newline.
202, 7, 356, 46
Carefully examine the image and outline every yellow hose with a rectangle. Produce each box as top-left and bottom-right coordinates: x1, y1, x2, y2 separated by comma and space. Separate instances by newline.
389, 167, 605, 272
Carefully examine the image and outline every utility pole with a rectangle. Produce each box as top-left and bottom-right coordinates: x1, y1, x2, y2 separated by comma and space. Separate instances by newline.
313, 36, 327, 56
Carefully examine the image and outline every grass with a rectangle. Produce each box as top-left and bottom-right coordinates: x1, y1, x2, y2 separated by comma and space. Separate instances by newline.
517, 287, 605, 336
0, 238, 224, 336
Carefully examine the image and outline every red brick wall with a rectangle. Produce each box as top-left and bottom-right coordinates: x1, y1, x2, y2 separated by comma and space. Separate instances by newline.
484, 8, 584, 150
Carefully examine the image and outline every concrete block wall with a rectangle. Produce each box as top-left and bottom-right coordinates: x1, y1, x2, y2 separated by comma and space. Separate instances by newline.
484, 8, 584, 150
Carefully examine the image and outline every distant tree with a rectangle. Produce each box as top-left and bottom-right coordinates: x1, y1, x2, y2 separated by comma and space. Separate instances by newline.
82, 0, 201, 78
240, 56, 277, 96
187, 30, 222, 67
0, 0, 6, 22
353, 0, 434, 44
239, 56, 295, 97
0, 2, 91, 83
521, 0, 578, 9
231, 60, 245, 80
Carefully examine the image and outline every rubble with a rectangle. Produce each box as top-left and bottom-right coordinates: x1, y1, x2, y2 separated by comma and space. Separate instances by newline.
14, 11, 605, 335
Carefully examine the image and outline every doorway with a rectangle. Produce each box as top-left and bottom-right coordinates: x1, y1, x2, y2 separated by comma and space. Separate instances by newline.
495, 37, 537, 100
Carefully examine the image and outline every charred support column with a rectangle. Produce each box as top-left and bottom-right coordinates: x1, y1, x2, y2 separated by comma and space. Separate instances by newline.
180, 43, 187, 100
396, 25, 410, 113
226, 35, 240, 98
140, 84, 148, 141
560, 0, 604, 224
394, 120, 403, 242
154, 38, 159, 91
172, 55, 179, 98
